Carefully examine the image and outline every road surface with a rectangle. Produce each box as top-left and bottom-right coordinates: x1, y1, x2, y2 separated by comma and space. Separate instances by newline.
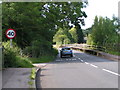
39, 49, 119, 88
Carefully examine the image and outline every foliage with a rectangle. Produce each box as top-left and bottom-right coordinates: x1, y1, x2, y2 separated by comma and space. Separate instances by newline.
87, 34, 94, 45
2, 41, 21, 53
3, 41, 33, 68
87, 16, 120, 55
29, 55, 56, 63
53, 28, 71, 45
75, 24, 84, 43
30, 68, 36, 80
83, 27, 92, 37
23, 39, 53, 58
2, 2, 87, 56
69, 27, 78, 43
2, 2, 87, 67
26, 47, 58, 63
54, 26, 85, 45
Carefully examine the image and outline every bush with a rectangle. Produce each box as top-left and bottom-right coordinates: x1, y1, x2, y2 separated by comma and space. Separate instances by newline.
52, 48, 58, 56
4, 49, 18, 67
23, 39, 58, 58
28, 47, 58, 63
3, 41, 33, 68
3, 41, 20, 54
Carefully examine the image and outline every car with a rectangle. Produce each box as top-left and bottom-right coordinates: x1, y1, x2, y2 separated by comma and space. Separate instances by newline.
60, 47, 73, 58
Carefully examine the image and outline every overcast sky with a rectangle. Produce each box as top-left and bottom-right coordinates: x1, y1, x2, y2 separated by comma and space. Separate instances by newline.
82, 0, 120, 29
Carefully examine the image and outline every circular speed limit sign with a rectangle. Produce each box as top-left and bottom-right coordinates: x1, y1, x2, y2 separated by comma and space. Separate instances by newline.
6, 29, 16, 39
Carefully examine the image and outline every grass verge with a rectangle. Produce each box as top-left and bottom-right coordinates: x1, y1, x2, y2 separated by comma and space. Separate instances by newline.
106, 51, 120, 56
3, 41, 58, 67
28, 68, 36, 88
16, 56, 33, 68
30, 68, 36, 80
28, 55, 56, 63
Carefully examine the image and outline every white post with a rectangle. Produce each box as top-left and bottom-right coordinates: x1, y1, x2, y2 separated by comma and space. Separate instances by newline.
10, 39, 13, 48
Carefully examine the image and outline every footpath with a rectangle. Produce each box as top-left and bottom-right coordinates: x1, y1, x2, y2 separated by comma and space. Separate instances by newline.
1, 63, 47, 90
2, 68, 35, 89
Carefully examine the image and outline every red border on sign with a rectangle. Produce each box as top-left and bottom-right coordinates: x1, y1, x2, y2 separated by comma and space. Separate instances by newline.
6, 29, 16, 39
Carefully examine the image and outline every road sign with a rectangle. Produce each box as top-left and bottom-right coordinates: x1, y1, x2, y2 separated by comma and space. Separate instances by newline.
6, 29, 16, 39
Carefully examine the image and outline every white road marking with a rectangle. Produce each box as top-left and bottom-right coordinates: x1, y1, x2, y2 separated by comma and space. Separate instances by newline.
72, 59, 76, 60
58, 53, 120, 77
85, 62, 89, 65
90, 64, 98, 68
102, 69, 120, 76
56, 60, 62, 61
81, 60, 84, 62
65, 54, 120, 77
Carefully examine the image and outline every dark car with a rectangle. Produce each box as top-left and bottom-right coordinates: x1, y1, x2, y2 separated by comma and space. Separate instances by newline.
60, 47, 73, 58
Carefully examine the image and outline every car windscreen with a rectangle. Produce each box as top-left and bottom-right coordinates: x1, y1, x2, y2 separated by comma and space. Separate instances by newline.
62, 48, 71, 50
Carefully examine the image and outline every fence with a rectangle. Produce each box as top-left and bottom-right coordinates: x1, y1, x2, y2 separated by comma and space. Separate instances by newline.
61, 44, 120, 60
63, 44, 105, 51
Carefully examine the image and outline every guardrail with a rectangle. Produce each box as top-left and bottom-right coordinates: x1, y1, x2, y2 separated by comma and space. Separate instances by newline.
63, 44, 105, 51
61, 44, 120, 61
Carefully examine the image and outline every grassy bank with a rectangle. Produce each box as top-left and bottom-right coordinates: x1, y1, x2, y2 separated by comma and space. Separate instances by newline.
28, 55, 56, 63
4, 51, 57, 68
106, 51, 120, 56
3, 41, 58, 68
2, 41, 32, 68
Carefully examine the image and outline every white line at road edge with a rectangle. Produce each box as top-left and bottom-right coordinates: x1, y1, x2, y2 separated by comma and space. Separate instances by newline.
90, 64, 98, 68
102, 69, 120, 76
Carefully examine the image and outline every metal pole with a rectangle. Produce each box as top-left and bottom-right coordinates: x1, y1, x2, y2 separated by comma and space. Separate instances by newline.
10, 39, 12, 48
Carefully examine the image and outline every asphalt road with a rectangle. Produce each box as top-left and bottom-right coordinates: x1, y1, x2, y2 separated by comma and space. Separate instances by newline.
39, 49, 119, 88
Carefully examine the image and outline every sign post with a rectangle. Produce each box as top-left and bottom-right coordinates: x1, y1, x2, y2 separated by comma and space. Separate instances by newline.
6, 29, 16, 48
10, 39, 12, 48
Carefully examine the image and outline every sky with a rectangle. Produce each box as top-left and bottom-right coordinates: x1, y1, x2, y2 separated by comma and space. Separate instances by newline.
82, 0, 120, 29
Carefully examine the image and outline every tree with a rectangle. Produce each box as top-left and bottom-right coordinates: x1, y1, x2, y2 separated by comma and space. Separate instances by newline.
87, 16, 119, 54
53, 28, 71, 45
83, 27, 92, 37
75, 24, 84, 43
69, 25, 84, 43
69, 27, 78, 43
2, 2, 88, 57
40, 2, 88, 31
